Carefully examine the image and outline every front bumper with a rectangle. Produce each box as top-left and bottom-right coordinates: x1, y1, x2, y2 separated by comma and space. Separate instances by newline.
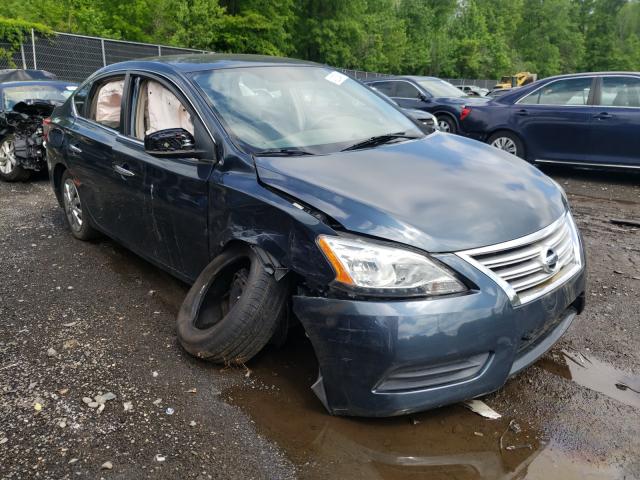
293, 254, 585, 417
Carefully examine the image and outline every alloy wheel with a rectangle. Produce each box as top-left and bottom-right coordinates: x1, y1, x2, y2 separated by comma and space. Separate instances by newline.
437, 119, 451, 132
0, 139, 16, 174
491, 136, 518, 155
63, 178, 83, 232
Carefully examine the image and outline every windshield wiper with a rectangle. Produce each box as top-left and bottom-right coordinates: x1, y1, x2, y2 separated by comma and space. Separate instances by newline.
341, 132, 420, 151
254, 147, 315, 156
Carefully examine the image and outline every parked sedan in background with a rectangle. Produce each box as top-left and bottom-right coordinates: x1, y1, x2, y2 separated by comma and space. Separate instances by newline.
364, 76, 488, 134
457, 85, 488, 97
0, 70, 77, 181
367, 85, 439, 133
460, 72, 640, 170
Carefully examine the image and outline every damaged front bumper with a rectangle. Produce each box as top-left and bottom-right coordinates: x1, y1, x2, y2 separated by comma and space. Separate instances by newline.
293, 254, 586, 417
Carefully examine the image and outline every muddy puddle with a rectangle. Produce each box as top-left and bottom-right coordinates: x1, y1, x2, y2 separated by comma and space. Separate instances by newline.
228, 330, 624, 480
537, 349, 640, 409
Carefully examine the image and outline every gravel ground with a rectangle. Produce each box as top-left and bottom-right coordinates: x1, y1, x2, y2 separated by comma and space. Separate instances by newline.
0, 166, 639, 479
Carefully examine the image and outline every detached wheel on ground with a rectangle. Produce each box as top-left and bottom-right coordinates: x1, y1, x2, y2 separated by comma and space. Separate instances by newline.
487, 131, 525, 159
177, 244, 289, 365
436, 115, 457, 134
60, 170, 98, 240
0, 136, 30, 182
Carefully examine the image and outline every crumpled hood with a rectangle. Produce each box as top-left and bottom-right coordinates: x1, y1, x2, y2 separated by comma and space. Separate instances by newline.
255, 133, 566, 253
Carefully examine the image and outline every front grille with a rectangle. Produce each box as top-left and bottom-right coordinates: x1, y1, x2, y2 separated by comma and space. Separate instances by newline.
458, 212, 582, 305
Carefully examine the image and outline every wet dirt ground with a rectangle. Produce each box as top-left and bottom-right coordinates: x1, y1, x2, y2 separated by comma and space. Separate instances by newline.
1, 166, 639, 479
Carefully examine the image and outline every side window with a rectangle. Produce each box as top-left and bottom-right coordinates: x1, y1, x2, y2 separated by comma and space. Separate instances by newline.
521, 78, 592, 106
132, 78, 194, 140
395, 82, 421, 99
72, 82, 91, 116
600, 77, 640, 107
370, 81, 395, 96
89, 77, 125, 129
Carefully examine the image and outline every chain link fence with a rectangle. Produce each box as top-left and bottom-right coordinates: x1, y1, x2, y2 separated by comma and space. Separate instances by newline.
1, 30, 499, 89
0, 30, 205, 82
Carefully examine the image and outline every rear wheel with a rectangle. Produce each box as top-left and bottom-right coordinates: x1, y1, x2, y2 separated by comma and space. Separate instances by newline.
177, 244, 289, 364
487, 131, 525, 159
60, 170, 98, 240
436, 115, 457, 134
0, 136, 30, 182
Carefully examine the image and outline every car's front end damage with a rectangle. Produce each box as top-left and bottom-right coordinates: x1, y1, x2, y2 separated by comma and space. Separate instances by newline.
251, 134, 587, 417
0, 100, 60, 179
293, 215, 585, 417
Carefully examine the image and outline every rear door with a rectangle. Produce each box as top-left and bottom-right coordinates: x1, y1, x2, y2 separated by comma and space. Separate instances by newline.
63, 74, 136, 237
588, 75, 640, 168
117, 73, 214, 279
512, 77, 595, 162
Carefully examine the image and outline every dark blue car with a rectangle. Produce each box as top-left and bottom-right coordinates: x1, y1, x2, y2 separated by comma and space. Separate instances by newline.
364, 76, 488, 134
46, 55, 586, 417
460, 72, 640, 170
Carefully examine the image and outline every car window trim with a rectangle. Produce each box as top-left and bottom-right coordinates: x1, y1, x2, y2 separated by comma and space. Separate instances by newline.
594, 74, 640, 109
515, 76, 597, 107
71, 68, 216, 147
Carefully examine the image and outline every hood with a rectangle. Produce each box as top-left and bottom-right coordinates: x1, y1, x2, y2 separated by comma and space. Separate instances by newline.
255, 133, 567, 253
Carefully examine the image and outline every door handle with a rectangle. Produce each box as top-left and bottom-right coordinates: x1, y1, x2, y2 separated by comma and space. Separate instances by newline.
515, 109, 529, 116
593, 112, 613, 120
113, 164, 135, 177
69, 144, 82, 154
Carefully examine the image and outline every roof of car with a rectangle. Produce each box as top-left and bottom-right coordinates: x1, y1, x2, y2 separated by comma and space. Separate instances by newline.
0, 80, 77, 89
543, 71, 640, 80
99, 53, 321, 76
364, 76, 443, 84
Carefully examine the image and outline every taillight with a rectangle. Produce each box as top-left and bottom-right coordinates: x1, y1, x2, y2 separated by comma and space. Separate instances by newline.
43, 117, 51, 142
460, 107, 471, 121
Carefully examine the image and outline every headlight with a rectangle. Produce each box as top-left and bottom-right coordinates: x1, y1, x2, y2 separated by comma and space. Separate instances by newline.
317, 235, 467, 297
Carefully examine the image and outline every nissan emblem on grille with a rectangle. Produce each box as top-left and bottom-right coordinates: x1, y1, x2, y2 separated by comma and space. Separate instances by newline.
541, 247, 559, 274
457, 212, 583, 306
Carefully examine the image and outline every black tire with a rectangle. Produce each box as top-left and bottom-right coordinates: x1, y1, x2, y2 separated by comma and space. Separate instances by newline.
177, 244, 289, 364
60, 170, 99, 241
0, 136, 30, 182
436, 115, 457, 134
487, 131, 525, 159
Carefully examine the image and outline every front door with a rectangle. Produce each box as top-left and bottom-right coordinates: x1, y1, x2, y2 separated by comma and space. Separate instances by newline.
116, 74, 214, 280
512, 77, 595, 162
588, 75, 640, 168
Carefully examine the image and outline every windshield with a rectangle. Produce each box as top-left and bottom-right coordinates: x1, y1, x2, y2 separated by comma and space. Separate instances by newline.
192, 66, 422, 154
416, 78, 466, 98
2, 84, 76, 110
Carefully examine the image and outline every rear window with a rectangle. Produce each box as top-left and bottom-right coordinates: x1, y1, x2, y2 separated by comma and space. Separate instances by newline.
2, 84, 76, 110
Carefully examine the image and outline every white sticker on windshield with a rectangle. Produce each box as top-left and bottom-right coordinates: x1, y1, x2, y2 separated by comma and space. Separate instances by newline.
325, 71, 348, 86
65, 86, 77, 91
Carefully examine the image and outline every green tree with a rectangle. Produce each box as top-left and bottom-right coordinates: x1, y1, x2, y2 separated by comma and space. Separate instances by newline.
515, 0, 584, 76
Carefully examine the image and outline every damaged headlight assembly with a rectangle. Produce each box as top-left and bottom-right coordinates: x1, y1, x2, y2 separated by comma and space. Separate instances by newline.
317, 235, 467, 297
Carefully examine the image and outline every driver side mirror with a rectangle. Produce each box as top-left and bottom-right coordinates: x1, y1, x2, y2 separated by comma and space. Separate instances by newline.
144, 128, 203, 158
418, 92, 431, 103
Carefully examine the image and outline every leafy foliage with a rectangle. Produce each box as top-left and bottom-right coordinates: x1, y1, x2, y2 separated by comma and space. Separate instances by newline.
1, 0, 639, 77
0, 17, 51, 67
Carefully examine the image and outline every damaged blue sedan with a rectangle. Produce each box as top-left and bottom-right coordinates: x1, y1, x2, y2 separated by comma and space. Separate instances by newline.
46, 54, 586, 417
